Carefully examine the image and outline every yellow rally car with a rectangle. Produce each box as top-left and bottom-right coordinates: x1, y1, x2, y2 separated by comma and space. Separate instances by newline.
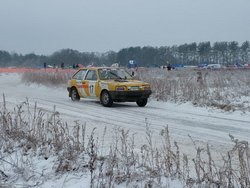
67, 67, 152, 107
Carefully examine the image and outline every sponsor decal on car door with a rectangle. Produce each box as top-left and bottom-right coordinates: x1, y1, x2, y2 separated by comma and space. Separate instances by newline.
76, 80, 88, 97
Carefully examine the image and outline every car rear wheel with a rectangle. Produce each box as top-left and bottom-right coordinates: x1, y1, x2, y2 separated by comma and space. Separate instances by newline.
136, 98, 147, 107
100, 90, 113, 107
71, 87, 80, 101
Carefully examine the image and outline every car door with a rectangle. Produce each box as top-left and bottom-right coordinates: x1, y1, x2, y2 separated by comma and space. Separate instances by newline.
72, 69, 88, 98
84, 70, 99, 97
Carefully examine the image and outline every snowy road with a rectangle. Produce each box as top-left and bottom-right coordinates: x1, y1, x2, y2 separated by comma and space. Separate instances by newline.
1, 73, 250, 156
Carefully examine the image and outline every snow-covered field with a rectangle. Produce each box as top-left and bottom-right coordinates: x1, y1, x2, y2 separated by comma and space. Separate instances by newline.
0, 72, 249, 187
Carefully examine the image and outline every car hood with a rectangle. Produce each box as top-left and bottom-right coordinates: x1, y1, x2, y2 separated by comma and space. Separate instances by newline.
100, 79, 149, 86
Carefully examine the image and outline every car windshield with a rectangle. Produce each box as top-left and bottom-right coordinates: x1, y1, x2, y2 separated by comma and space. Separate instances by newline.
98, 68, 133, 80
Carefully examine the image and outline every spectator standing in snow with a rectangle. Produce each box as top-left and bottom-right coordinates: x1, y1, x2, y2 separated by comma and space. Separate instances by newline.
167, 63, 172, 71
61, 62, 65, 69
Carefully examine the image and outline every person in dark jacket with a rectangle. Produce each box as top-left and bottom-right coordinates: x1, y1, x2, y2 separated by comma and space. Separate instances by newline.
61, 62, 65, 69
167, 64, 172, 71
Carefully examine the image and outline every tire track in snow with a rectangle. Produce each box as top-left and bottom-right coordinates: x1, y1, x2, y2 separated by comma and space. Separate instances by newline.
27, 96, 250, 146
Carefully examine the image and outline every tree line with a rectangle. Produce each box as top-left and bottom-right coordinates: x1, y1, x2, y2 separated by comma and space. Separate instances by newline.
0, 41, 249, 68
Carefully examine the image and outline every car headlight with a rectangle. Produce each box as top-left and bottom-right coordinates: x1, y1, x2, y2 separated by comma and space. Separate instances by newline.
144, 86, 151, 90
117, 87, 124, 91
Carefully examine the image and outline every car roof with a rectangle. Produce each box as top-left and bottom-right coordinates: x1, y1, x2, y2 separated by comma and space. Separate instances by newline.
78, 67, 122, 70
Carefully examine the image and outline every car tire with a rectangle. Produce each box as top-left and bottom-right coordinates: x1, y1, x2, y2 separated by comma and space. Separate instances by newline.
100, 90, 113, 107
71, 87, 80, 101
136, 98, 147, 107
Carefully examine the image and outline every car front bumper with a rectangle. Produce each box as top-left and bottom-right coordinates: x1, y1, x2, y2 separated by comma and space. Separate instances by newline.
109, 90, 152, 102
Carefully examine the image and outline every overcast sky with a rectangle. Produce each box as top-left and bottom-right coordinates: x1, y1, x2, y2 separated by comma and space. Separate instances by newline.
0, 0, 249, 55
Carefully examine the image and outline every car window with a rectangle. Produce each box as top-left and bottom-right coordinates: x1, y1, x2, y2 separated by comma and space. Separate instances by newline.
85, 70, 98, 80
72, 69, 87, 80
98, 68, 133, 80
99, 70, 109, 79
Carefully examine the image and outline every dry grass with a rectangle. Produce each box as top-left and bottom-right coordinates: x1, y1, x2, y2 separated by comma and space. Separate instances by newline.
136, 68, 250, 112
0, 96, 249, 187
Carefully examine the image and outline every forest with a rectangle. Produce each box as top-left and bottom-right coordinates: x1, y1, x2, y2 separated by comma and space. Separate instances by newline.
0, 41, 249, 68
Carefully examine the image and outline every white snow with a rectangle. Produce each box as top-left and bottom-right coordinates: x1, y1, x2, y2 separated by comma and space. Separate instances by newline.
0, 72, 249, 187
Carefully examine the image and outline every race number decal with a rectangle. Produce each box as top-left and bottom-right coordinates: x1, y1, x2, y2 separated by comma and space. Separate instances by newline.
89, 81, 96, 96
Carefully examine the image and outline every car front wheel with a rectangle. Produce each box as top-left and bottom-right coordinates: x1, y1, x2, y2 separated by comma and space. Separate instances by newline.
71, 87, 80, 101
100, 90, 113, 107
136, 98, 147, 107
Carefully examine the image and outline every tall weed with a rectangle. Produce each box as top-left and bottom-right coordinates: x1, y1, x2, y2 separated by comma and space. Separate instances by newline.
0, 98, 249, 187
